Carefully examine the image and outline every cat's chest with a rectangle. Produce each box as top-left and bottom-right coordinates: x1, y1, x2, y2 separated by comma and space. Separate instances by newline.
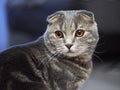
33, 50, 92, 90
46, 59, 91, 90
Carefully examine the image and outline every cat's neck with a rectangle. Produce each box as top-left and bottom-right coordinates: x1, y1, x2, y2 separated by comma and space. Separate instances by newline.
54, 53, 91, 67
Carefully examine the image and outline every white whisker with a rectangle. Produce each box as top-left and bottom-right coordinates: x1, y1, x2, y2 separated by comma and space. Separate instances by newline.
46, 52, 59, 67
92, 53, 104, 63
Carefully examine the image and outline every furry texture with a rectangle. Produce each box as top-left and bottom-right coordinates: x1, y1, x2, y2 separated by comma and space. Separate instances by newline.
0, 10, 99, 90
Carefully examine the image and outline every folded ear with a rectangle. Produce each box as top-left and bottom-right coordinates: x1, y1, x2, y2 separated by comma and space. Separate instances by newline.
77, 10, 95, 23
47, 11, 64, 24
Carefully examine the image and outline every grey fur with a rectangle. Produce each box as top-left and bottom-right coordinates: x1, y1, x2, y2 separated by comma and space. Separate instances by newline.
0, 10, 99, 90
43, 10, 99, 90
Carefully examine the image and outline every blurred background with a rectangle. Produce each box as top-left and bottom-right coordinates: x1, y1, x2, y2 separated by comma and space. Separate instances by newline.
0, 0, 120, 90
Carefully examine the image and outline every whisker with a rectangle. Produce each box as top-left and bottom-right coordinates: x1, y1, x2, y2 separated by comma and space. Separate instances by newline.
99, 35, 104, 40
38, 56, 48, 66
94, 50, 104, 54
96, 42, 105, 47
46, 52, 59, 67
92, 53, 104, 63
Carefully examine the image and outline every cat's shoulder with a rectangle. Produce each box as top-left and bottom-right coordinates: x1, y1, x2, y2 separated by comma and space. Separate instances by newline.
0, 45, 30, 66
0, 37, 45, 66
0, 43, 39, 66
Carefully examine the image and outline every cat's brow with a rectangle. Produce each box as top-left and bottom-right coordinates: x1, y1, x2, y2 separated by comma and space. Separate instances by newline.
70, 21, 78, 31
59, 22, 77, 33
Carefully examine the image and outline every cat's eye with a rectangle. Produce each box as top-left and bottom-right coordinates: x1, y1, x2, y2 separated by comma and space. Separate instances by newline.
55, 31, 63, 38
75, 29, 85, 37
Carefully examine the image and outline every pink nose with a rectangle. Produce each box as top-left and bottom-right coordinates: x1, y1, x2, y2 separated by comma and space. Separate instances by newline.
65, 44, 73, 49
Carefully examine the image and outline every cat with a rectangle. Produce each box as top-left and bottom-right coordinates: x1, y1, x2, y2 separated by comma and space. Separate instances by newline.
0, 10, 99, 90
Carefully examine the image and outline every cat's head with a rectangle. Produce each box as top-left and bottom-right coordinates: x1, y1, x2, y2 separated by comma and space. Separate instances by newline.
44, 10, 99, 57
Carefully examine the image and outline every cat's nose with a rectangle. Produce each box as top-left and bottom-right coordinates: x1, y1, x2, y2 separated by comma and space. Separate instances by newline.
65, 44, 73, 49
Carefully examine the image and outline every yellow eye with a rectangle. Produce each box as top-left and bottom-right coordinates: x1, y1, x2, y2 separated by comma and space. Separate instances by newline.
55, 31, 63, 38
75, 30, 85, 37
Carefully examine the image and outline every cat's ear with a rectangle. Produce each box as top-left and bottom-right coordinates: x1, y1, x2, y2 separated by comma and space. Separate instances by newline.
77, 10, 95, 23
47, 11, 64, 24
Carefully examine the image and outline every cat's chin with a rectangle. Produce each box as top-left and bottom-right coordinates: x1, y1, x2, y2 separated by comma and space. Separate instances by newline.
65, 52, 81, 57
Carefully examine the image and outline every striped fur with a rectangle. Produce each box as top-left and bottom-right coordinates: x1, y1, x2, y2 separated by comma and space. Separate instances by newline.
0, 10, 99, 90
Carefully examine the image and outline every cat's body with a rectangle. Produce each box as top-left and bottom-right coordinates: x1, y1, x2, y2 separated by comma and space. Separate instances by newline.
0, 10, 99, 90
0, 37, 92, 90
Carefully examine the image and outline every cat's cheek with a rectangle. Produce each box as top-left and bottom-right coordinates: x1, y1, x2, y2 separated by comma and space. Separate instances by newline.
71, 45, 87, 54
56, 46, 68, 53
70, 46, 76, 52
62, 47, 69, 53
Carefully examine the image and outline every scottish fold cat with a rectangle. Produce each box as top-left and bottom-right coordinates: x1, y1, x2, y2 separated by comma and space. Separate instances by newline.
0, 10, 99, 90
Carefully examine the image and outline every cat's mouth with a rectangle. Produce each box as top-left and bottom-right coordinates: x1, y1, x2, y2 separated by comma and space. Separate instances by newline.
67, 49, 72, 53
65, 50, 79, 57
56, 47, 80, 57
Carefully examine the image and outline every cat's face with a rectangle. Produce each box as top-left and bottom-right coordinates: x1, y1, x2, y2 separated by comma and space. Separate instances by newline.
44, 10, 99, 57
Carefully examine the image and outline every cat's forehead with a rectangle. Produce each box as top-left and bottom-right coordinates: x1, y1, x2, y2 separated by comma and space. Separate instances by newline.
58, 17, 89, 32
48, 10, 95, 32
60, 19, 76, 32
59, 10, 81, 16
61, 11, 77, 18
